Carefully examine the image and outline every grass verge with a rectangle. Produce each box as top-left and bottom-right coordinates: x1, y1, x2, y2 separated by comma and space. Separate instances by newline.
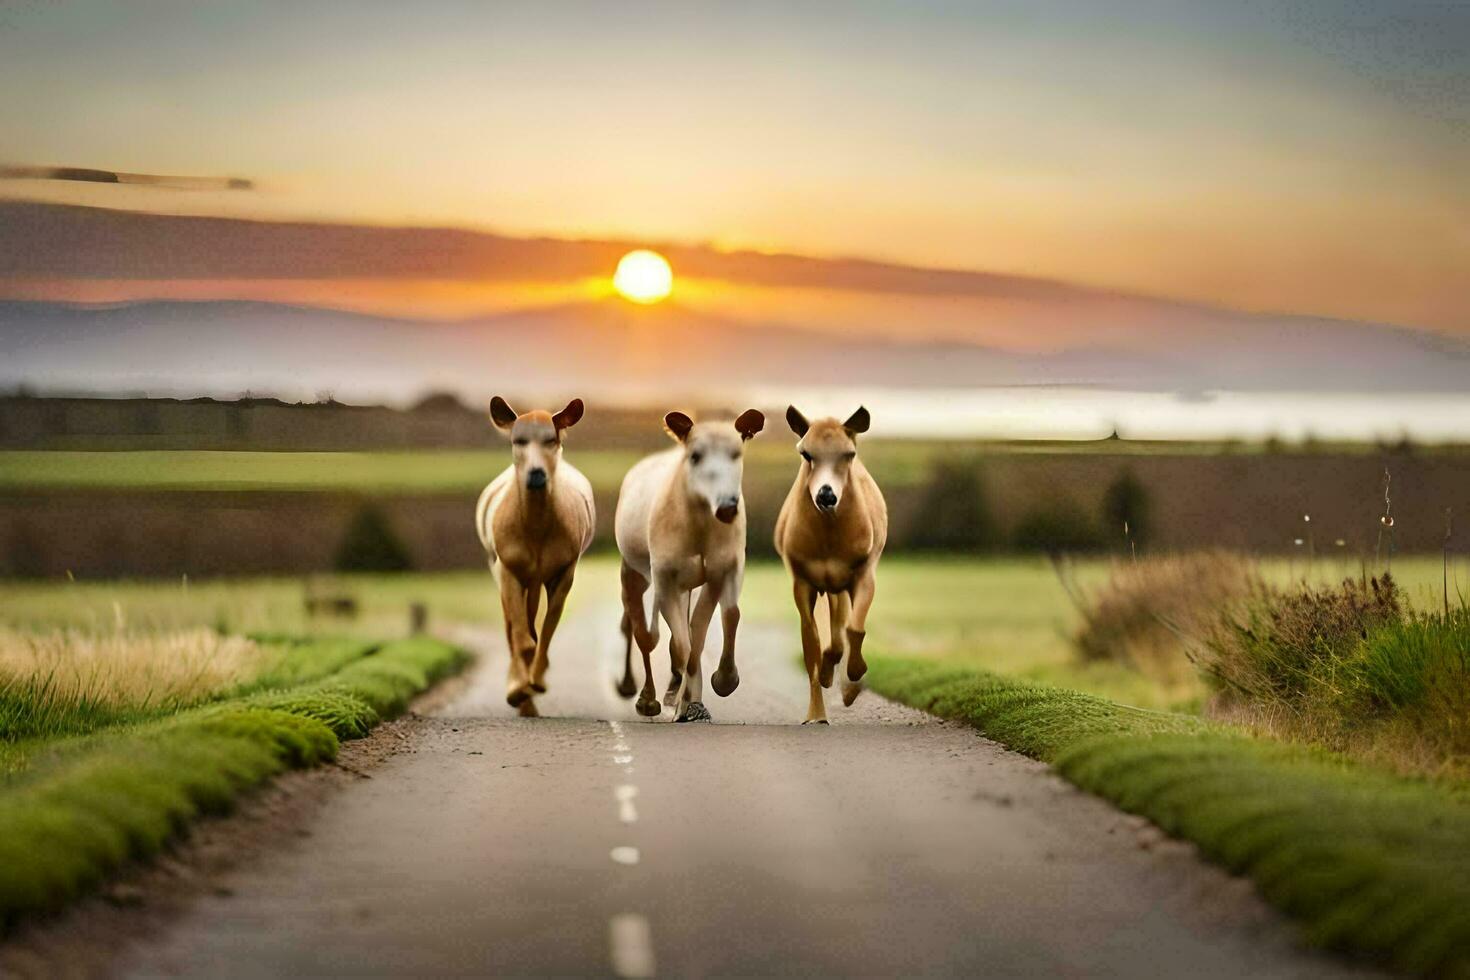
0, 636, 468, 925
869, 656, 1470, 977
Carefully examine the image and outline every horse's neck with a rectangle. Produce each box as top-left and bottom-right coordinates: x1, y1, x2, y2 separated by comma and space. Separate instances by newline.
514, 482, 562, 534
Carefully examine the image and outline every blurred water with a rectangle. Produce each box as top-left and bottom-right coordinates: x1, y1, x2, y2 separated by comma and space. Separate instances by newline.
748, 386, 1470, 442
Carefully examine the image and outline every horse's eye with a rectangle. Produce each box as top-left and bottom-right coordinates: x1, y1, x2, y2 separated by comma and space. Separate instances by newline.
512, 437, 528, 446
843, 452, 856, 462
731, 449, 742, 460
799, 450, 813, 463
691, 451, 704, 465
543, 439, 558, 448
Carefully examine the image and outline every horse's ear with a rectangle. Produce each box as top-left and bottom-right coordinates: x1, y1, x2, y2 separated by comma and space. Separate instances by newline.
786, 406, 810, 437
489, 396, 518, 432
664, 411, 694, 442
734, 408, 765, 441
843, 406, 870, 435
553, 398, 584, 431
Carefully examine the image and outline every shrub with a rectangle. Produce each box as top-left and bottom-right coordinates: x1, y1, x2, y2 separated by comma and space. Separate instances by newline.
906, 460, 999, 552
1197, 574, 1401, 708
1339, 608, 1470, 768
1100, 468, 1151, 550
1012, 500, 1102, 554
1073, 552, 1255, 682
1190, 574, 1470, 775
334, 504, 412, 572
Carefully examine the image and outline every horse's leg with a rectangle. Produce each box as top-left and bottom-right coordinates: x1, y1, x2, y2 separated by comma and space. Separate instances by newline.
793, 577, 827, 724
819, 591, 850, 688
621, 561, 661, 717
677, 584, 719, 722
499, 572, 536, 707
528, 566, 573, 693
842, 561, 878, 706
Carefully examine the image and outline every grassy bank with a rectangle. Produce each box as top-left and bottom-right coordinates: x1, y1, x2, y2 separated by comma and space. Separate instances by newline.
869, 657, 1470, 976
0, 635, 467, 923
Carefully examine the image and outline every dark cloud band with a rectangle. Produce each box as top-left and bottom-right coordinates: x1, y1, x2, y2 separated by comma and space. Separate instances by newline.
0, 165, 252, 191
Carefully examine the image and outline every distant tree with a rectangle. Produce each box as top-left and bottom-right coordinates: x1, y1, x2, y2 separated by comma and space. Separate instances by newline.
413, 391, 469, 414
335, 505, 413, 572
1012, 500, 1103, 554
1101, 469, 1152, 551
906, 460, 1000, 552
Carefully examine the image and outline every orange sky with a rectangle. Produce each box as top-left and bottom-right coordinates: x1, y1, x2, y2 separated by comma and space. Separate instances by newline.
2, 2, 1466, 334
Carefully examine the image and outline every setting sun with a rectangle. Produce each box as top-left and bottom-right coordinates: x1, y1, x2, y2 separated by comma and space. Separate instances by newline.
613, 249, 673, 304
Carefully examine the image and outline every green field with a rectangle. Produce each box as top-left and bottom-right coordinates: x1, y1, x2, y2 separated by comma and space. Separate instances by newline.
3, 555, 1451, 709
0, 446, 887, 494
0, 450, 581, 494
0, 437, 1397, 494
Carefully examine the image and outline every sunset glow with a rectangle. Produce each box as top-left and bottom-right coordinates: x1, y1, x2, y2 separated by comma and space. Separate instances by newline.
613, 250, 674, 305
1, 4, 1465, 332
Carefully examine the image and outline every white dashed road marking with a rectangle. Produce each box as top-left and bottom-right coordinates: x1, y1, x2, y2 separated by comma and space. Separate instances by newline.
616, 784, 639, 824
607, 721, 653, 973
609, 913, 656, 978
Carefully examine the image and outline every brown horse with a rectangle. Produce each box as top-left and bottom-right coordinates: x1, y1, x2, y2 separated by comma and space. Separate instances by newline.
773, 406, 888, 724
475, 396, 594, 716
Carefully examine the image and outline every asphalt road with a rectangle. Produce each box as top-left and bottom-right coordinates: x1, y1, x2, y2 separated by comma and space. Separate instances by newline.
117, 604, 1359, 978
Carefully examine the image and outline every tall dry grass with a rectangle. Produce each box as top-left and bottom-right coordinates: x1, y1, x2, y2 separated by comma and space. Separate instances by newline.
1071, 551, 1256, 687
0, 627, 274, 739
1073, 558, 1470, 779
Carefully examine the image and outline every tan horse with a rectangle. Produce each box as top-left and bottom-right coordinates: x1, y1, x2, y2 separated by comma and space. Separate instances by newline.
614, 409, 765, 722
773, 406, 887, 724
475, 396, 595, 716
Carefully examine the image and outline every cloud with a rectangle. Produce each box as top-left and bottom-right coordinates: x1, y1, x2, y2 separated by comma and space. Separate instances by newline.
0, 165, 252, 191
0, 199, 1127, 304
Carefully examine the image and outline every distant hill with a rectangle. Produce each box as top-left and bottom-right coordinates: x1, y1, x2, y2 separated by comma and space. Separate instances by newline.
0, 200, 1121, 300
2, 297, 1467, 405
2, 201, 1468, 401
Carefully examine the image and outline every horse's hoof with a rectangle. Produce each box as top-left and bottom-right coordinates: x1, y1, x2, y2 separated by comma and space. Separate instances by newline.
676, 701, 712, 723
801, 718, 830, 726
818, 648, 841, 688
529, 680, 547, 694
842, 681, 864, 707
517, 699, 540, 718
614, 676, 638, 699
506, 685, 533, 707
662, 689, 680, 708
635, 696, 662, 718
711, 667, 739, 697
